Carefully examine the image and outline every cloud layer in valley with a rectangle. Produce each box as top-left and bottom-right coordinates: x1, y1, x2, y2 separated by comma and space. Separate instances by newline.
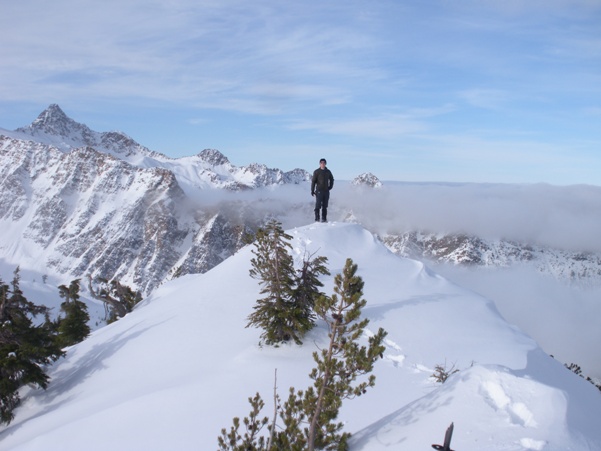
214, 181, 601, 253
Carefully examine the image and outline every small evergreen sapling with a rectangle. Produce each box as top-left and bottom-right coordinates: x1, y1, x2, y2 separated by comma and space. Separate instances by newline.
431, 361, 460, 384
56, 279, 90, 348
293, 252, 330, 322
300, 257, 388, 450
88, 276, 142, 323
217, 393, 270, 451
247, 220, 317, 345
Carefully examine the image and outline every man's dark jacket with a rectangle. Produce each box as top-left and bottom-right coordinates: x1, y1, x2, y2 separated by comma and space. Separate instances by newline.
311, 168, 334, 194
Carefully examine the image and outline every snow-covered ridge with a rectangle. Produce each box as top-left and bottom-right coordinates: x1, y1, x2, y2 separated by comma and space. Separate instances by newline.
12, 103, 164, 163
2, 223, 599, 450
382, 231, 601, 283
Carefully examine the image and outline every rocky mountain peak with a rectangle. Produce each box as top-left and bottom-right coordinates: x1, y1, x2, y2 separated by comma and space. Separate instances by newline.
351, 172, 382, 188
36, 103, 68, 123
18, 104, 93, 139
284, 168, 311, 184
198, 149, 230, 166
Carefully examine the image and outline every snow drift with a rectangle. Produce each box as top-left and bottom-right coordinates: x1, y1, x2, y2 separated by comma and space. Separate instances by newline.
0, 223, 599, 450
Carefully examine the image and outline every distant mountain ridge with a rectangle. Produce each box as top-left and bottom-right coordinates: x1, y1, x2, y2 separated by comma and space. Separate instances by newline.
13, 103, 163, 162
6, 104, 310, 189
381, 231, 601, 282
351, 172, 382, 188
1, 105, 600, 301
0, 105, 309, 294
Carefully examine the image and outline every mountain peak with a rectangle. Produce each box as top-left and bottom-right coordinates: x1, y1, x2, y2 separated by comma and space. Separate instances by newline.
32, 104, 71, 130
351, 172, 382, 188
17, 104, 92, 139
198, 148, 230, 166
36, 103, 68, 122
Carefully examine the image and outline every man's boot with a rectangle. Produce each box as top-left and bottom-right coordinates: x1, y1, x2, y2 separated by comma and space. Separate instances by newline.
314, 209, 320, 222
321, 208, 327, 223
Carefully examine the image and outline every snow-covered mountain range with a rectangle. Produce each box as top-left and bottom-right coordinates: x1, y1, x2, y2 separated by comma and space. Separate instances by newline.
2, 105, 600, 300
0, 105, 310, 294
382, 232, 601, 283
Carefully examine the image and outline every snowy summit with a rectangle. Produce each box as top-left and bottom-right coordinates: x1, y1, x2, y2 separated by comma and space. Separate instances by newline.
351, 173, 382, 188
1, 223, 599, 450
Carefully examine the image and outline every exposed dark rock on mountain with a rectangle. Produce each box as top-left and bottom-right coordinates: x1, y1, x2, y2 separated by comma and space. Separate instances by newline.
1, 105, 600, 297
380, 231, 601, 282
351, 172, 382, 188
0, 105, 310, 294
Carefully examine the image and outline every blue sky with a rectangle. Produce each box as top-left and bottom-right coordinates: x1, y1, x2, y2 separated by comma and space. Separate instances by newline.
1, 0, 600, 184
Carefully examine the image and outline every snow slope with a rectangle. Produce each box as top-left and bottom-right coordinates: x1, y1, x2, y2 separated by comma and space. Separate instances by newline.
1, 223, 599, 450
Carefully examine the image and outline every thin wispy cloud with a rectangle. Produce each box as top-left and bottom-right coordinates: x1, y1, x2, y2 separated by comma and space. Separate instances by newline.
1, 0, 600, 185
287, 114, 428, 139
459, 89, 511, 110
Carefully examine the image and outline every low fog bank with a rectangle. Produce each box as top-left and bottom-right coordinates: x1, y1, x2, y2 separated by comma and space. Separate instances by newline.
199, 181, 601, 254
433, 263, 601, 379
335, 181, 601, 253
194, 181, 601, 380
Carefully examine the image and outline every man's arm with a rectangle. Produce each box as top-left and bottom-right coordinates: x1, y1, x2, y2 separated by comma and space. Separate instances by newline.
328, 171, 334, 190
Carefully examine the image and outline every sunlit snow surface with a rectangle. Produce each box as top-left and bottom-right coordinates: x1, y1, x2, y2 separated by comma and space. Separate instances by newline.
1, 223, 600, 450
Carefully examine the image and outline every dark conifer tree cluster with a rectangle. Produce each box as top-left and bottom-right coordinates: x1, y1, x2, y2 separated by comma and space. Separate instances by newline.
88, 276, 142, 323
56, 279, 91, 348
0, 269, 94, 425
0, 268, 64, 424
246, 220, 329, 346
221, 257, 387, 450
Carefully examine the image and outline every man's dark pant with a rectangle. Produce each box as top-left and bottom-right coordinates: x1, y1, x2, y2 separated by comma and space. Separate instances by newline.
314, 190, 330, 221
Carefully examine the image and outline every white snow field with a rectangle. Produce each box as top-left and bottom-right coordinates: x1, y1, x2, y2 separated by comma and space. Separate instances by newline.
1, 223, 599, 450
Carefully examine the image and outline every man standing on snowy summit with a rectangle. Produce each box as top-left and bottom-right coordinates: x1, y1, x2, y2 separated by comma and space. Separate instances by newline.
311, 158, 334, 222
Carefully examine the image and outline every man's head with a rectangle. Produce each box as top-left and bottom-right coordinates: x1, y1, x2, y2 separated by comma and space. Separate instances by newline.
319, 158, 327, 168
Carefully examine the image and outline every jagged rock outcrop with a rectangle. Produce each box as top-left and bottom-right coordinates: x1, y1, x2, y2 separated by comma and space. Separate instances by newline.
198, 148, 231, 166
351, 172, 382, 188
170, 212, 253, 279
380, 231, 601, 283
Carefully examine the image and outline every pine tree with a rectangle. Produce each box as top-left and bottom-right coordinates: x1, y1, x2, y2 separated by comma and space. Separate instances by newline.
247, 220, 314, 345
217, 393, 270, 450
221, 258, 387, 450
0, 267, 64, 425
293, 252, 330, 326
88, 276, 142, 323
312, 258, 383, 445
56, 279, 90, 348
281, 258, 387, 450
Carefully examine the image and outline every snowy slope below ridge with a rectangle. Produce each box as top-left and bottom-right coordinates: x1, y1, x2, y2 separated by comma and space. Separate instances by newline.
1, 223, 599, 451
2, 104, 601, 381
